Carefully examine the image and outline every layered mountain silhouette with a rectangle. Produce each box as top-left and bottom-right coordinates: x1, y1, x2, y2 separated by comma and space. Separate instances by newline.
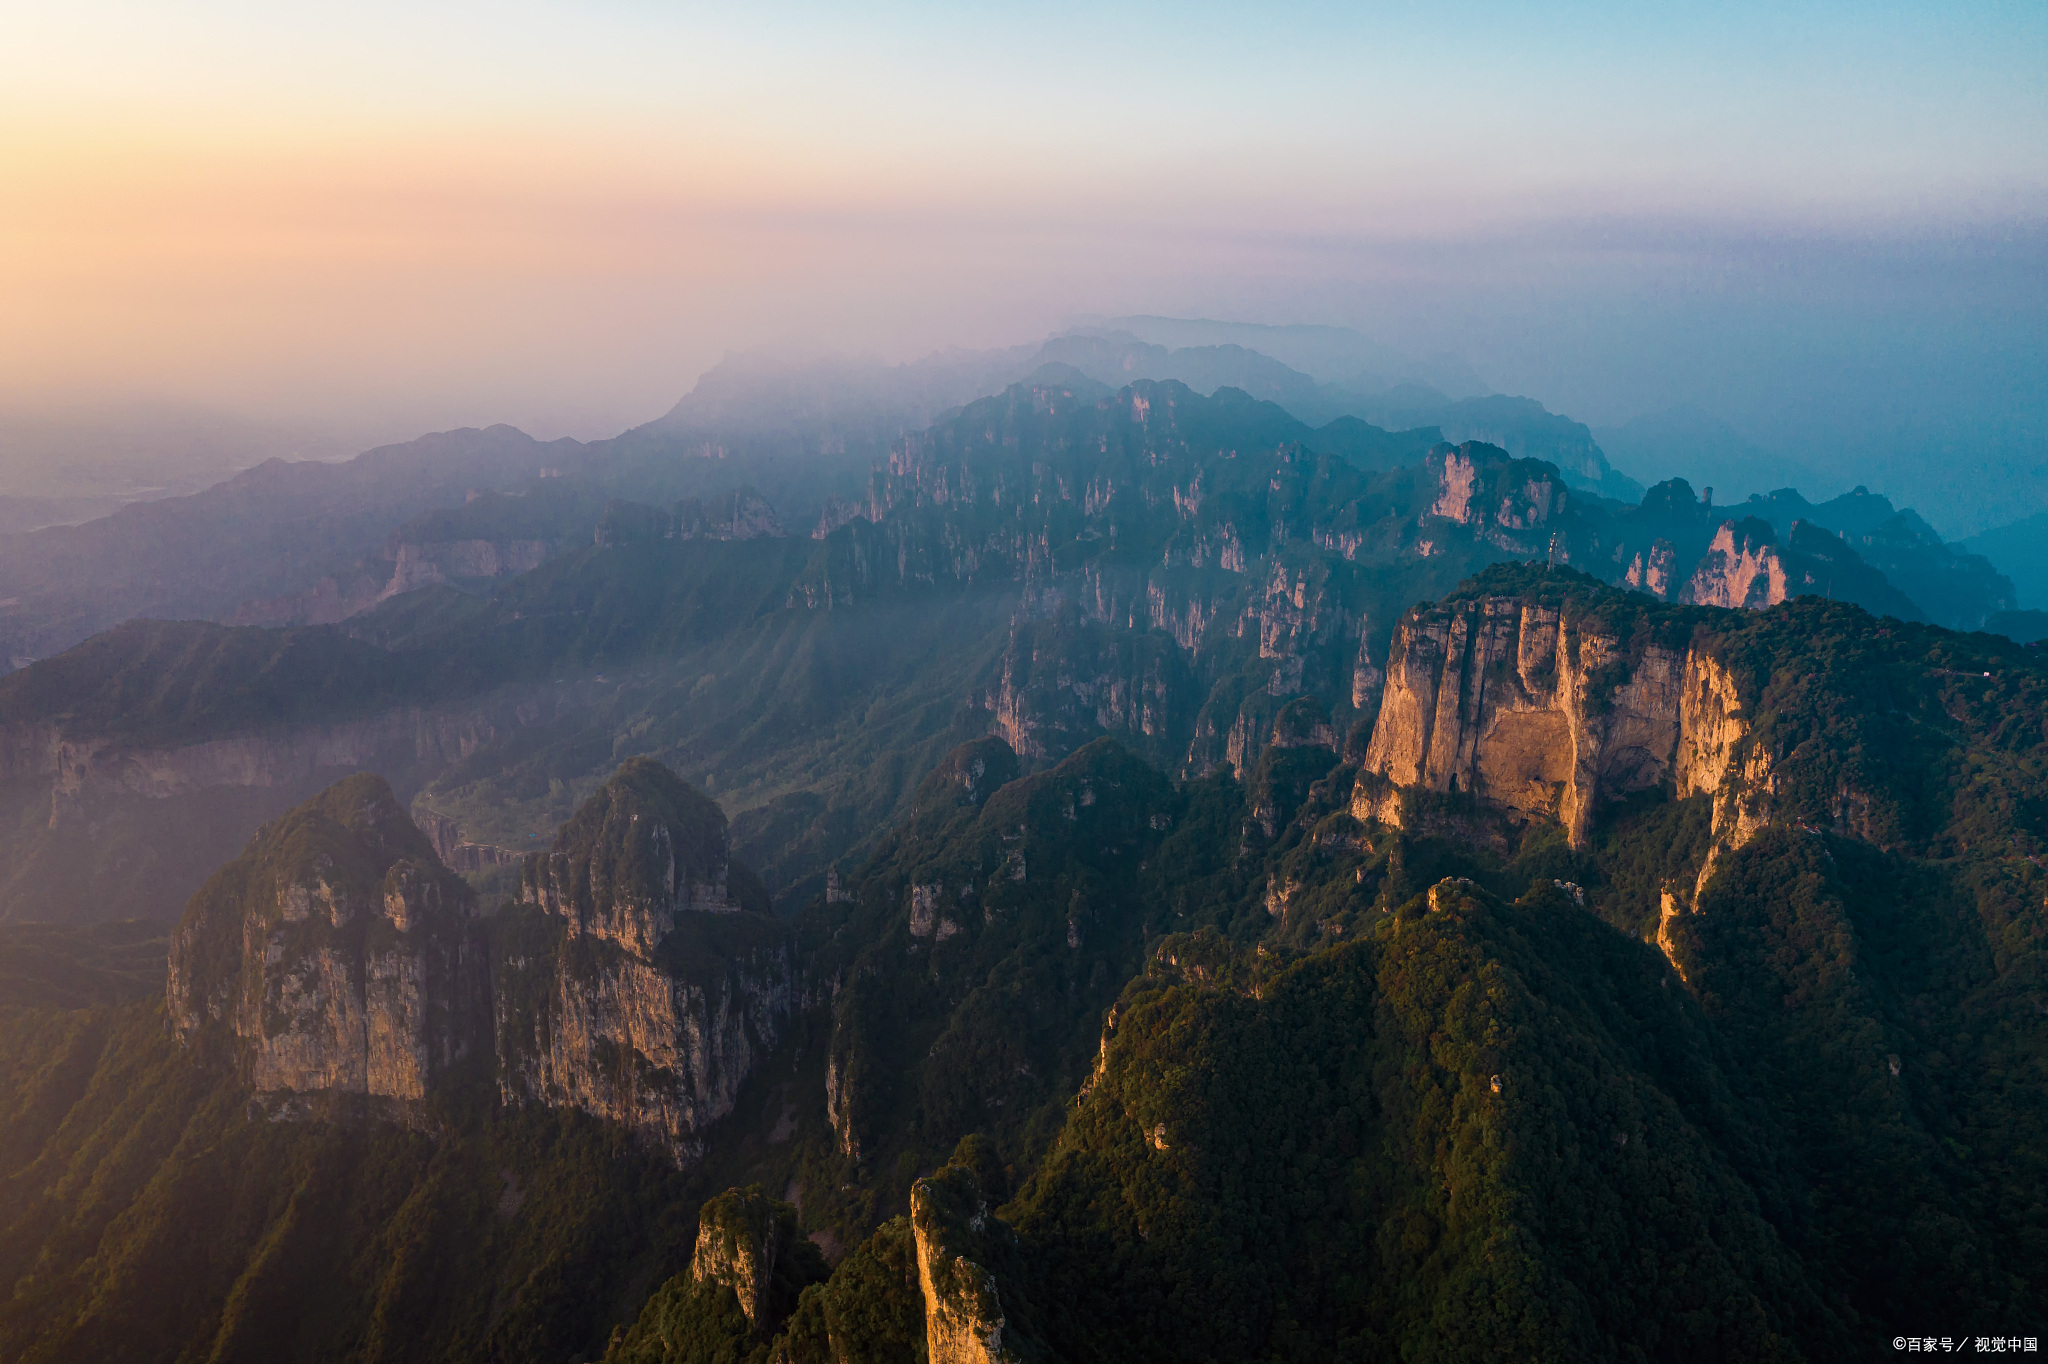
0, 326, 2043, 1361
0, 374, 2017, 934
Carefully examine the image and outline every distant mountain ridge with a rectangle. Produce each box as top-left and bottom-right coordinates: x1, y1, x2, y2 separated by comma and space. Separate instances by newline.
0, 324, 1649, 666
2, 318, 2045, 1362
1965, 509, 2048, 611
0, 374, 2003, 932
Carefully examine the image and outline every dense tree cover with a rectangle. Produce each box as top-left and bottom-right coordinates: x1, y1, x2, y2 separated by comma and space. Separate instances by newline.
0, 997, 714, 1364
0, 567, 2044, 1360
0, 920, 167, 1010
602, 1186, 829, 1364
774, 1216, 929, 1364
1013, 888, 1831, 1363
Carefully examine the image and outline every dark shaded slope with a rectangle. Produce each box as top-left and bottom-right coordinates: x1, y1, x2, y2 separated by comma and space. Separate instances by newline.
0, 998, 704, 1364
0, 922, 167, 1011
1012, 884, 1835, 1362
1965, 509, 2048, 612
0, 618, 426, 743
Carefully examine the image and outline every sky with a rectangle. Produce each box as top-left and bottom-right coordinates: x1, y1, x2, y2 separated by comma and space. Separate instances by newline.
2, 1, 2044, 525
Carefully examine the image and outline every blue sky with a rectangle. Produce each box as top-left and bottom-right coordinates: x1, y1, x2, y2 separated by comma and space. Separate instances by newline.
2, 1, 2042, 525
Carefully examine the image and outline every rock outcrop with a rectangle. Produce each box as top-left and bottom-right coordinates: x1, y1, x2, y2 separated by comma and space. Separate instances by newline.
0, 680, 565, 924
991, 606, 1192, 765
495, 758, 795, 1163
384, 537, 552, 595
689, 1186, 798, 1329
232, 486, 569, 627
911, 1166, 1035, 1364
1681, 518, 1791, 609
1680, 517, 1923, 621
1739, 485, 2014, 629
166, 774, 489, 1101
1356, 581, 1758, 851
1420, 441, 1570, 556
518, 757, 755, 952
599, 1184, 829, 1359
4, 704, 512, 828
4, 378, 1960, 939
410, 806, 521, 872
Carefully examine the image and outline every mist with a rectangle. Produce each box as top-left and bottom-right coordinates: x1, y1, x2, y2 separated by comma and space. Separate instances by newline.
3, 0, 2043, 534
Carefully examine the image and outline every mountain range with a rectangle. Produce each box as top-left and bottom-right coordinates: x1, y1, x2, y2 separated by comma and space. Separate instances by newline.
0, 327, 2044, 1361
2, 558, 2043, 1361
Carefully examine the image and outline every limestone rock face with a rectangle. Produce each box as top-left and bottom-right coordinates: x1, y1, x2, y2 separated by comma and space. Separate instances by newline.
1675, 647, 1749, 800
920, 735, 1023, 812
518, 757, 750, 955
911, 1167, 1031, 1364
1625, 539, 1679, 599
690, 1186, 796, 1328
1682, 518, 1789, 610
411, 806, 521, 872
233, 522, 558, 627
824, 1050, 860, 1161
991, 607, 1191, 765
496, 758, 794, 1163
1420, 441, 1570, 555
166, 773, 488, 1100
1356, 592, 1749, 849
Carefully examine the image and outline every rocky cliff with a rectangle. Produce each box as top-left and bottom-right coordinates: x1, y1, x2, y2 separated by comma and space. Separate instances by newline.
162, 756, 800, 1160
0, 380, 1973, 936
230, 484, 584, 627
911, 1165, 1037, 1364
1348, 563, 1988, 942
599, 1184, 830, 1362
688, 1186, 799, 1329
1680, 517, 1788, 609
166, 773, 489, 1101
384, 537, 553, 595
495, 759, 795, 1163
1740, 485, 2015, 628
1357, 587, 1707, 847
1678, 515, 1923, 620
411, 806, 522, 872
776, 388, 1947, 788
517, 757, 758, 950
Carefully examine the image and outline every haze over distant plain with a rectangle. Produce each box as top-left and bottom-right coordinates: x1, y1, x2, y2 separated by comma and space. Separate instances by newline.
3, 0, 2043, 531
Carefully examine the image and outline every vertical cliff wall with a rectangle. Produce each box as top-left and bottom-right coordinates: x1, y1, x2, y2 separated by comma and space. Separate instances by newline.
495, 758, 795, 1163
911, 1166, 1036, 1364
166, 773, 490, 1101
1357, 592, 1707, 847
1355, 583, 1759, 856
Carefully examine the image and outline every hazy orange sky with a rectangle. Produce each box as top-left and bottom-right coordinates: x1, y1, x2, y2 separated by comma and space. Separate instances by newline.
4, 0, 2044, 449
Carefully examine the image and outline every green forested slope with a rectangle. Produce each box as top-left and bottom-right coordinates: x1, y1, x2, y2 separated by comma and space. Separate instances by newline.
0, 568, 2043, 1362
0, 997, 709, 1364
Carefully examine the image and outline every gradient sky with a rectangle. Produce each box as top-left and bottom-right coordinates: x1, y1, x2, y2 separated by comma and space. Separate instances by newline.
3, 1, 2044, 521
